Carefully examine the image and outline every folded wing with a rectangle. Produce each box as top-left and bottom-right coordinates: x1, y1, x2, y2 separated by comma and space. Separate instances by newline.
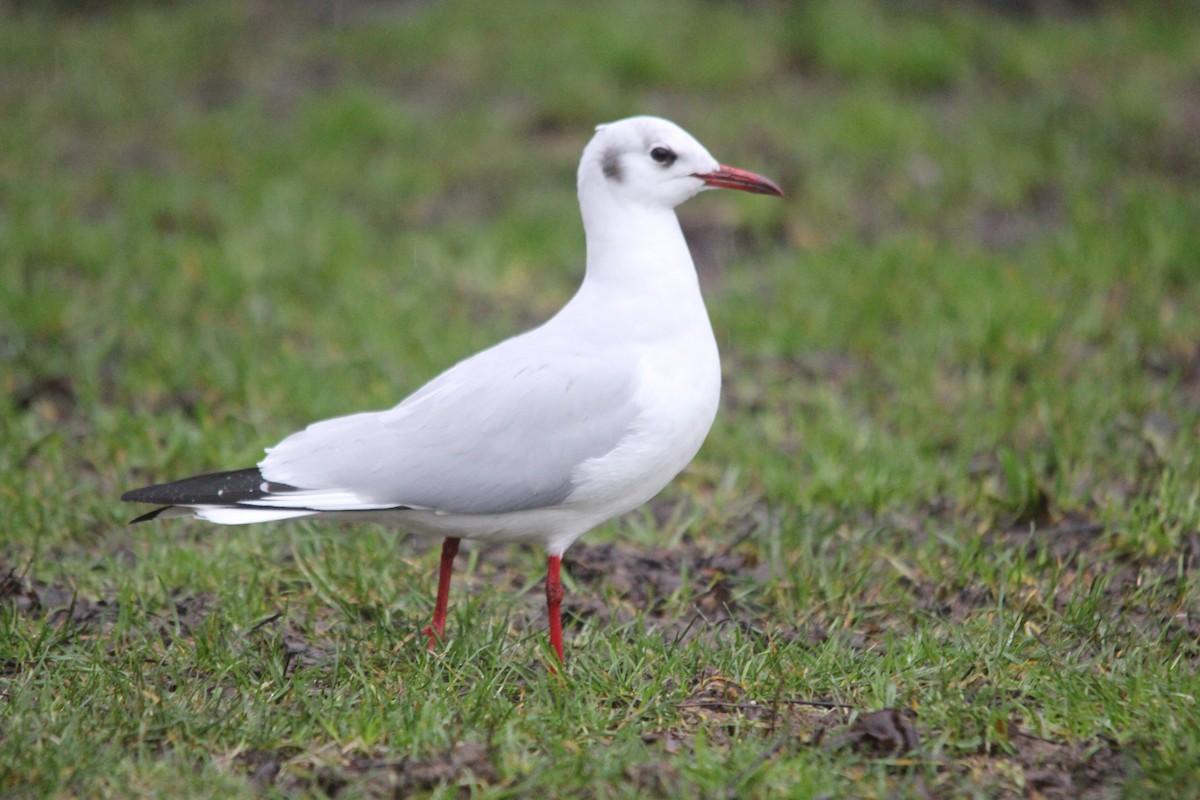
258, 341, 642, 515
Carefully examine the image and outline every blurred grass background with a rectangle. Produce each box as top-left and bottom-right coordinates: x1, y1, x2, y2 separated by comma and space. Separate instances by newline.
2, 1, 1199, 797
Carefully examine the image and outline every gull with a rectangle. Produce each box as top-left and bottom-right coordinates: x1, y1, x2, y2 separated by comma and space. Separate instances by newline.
122, 116, 782, 664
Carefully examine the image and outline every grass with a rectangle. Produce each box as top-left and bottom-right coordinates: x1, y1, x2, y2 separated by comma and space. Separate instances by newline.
2, 0, 1200, 797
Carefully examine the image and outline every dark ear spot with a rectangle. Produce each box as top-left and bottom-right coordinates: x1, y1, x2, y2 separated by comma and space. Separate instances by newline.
601, 147, 622, 182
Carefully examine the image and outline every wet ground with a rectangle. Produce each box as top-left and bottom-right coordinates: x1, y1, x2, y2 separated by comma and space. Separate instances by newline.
6, 513, 1180, 798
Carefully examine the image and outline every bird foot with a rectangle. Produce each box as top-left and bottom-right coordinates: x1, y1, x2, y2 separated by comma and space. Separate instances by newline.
422, 625, 440, 651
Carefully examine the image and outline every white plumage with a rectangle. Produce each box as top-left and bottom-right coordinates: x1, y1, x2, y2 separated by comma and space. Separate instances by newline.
123, 116, 782, 662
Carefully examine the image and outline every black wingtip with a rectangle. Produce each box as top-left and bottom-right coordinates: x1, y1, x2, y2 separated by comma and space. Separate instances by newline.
121, 467, 291, 507
129, 506, 173, 524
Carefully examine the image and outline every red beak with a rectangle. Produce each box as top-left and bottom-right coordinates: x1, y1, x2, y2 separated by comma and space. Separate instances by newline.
694, 164, 783, 197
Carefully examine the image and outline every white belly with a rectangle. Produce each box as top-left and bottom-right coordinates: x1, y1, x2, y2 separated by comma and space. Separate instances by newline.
560, 331, 721, 532
378, 325, 722, 555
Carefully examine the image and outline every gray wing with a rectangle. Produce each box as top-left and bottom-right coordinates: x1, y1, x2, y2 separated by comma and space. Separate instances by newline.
258, 337, 642, 514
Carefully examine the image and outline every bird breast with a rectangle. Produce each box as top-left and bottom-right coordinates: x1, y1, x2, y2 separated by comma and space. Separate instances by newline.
566, 319, 721, 516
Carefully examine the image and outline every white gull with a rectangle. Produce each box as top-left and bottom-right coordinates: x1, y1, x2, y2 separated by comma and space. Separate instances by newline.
122, 116, 783, 663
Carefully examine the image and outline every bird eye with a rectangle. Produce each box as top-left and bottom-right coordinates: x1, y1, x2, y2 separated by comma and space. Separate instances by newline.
649, 146, 677, 166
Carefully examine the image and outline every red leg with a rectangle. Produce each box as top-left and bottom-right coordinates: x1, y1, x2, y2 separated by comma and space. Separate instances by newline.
546, 554, 564, 664
422, 537, 460, 651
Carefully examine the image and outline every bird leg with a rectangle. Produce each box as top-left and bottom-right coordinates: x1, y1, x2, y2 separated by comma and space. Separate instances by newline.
423, 537, 460, 650
546, 554, 564, 664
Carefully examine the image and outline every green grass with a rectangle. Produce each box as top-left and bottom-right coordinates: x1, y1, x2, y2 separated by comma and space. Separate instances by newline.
3, 0, 1200, 797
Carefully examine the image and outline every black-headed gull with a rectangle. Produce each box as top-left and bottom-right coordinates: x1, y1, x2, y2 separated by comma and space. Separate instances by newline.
123, 116, 782, 664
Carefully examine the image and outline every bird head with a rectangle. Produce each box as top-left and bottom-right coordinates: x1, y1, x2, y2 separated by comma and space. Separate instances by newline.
579, 116, 782, 211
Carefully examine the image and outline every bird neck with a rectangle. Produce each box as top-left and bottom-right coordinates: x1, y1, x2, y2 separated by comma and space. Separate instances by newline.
559, 192, 711, 344
579, 194, 696, 290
